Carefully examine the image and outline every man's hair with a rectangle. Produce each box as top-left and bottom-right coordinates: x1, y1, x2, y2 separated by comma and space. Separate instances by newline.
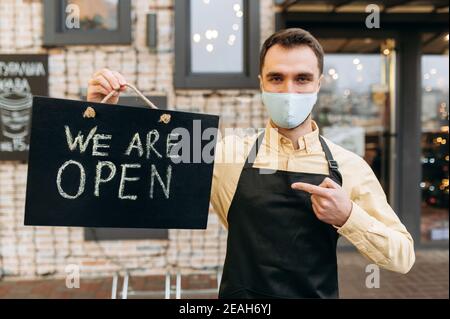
260, 28, 324, 75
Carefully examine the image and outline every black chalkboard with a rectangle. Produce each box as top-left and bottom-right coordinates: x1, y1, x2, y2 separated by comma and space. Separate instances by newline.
24, 96, 220, 230
80, 95, 170, 240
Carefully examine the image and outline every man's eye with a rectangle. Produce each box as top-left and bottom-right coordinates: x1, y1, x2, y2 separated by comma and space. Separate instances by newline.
296, 77, 309, 83
269, 77, 282, 82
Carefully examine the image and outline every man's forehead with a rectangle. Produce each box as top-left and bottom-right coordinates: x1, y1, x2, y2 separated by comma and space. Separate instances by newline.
263, 45, 320, 75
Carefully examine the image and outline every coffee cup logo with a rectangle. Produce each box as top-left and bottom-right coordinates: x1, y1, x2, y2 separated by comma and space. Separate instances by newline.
0, 92, 33, 139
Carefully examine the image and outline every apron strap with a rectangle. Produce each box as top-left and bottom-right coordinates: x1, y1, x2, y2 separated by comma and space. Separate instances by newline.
319, 136, 343, 182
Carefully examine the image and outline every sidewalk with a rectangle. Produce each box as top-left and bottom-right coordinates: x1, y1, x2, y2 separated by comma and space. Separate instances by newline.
0, 249, 448, 299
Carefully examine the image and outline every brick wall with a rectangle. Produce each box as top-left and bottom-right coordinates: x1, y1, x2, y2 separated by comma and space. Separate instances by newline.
0, 0, 275, 280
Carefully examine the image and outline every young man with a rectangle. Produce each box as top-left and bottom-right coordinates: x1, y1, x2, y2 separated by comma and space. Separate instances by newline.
87, 28, 415, 299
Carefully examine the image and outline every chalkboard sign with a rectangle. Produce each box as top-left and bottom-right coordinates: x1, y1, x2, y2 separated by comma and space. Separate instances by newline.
81, 94, 169, 240
0, 54, 48, 160
24, 97, 220, 230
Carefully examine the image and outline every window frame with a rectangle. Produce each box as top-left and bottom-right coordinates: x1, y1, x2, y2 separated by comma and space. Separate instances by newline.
43, 0, 132, 46
174, 0, 260, 90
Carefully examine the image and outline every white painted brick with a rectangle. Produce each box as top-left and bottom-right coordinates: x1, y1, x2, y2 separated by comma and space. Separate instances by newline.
0, 0, 276, 280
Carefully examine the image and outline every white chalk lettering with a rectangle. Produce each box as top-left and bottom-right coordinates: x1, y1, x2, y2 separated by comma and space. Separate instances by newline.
150, 165, 172, 199
94, 161, 117, 197
125, 133, 144, 157
92, 134, 112, 157
65, 126, 97, 153
146, 130, 162, 159
56, 160, 86, 199
167, 133, 181, 159
119, 164, 141, 200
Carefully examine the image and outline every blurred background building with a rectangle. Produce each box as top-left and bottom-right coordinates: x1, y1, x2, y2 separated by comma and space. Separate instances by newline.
0, 0, 448, 298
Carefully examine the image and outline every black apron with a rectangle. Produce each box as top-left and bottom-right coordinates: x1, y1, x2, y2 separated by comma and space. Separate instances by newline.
219, 133, 343, 299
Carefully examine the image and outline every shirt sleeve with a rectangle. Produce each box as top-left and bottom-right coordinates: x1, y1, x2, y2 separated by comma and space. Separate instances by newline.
210, 137, 229, 229
337, 158, 416, 274
210, 134, 248, 230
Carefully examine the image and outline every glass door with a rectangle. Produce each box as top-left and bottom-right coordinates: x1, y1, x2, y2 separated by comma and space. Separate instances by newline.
314, 38, 396, 199
420, 33, 449, 243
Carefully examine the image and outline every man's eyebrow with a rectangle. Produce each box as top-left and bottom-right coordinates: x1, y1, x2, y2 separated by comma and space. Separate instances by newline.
265, 72, 283, 77
265, 71, 315, 78
294, 72, 314, 78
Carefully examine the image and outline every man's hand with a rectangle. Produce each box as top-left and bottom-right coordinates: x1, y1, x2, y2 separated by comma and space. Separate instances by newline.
87, 68, 127, 104
291, 177, 352, 227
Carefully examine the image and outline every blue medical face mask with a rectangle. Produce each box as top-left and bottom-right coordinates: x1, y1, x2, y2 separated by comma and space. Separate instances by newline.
261, 90, 318, 129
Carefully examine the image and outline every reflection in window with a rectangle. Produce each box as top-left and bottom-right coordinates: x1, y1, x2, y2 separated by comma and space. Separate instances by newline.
190, 0, 244, 73
315, 50, 393, 194
421, 54, 449, 242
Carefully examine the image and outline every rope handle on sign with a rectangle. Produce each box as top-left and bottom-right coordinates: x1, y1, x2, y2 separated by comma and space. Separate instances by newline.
83, 83, 168, 122
101, 83, 158, 109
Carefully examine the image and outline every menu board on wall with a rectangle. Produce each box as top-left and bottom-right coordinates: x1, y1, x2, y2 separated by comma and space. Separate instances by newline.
0, 54, 48, 161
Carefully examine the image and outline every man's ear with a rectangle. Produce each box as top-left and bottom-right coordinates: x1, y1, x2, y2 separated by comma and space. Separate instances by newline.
318, 74, 324, 91
258, 74, 264, 92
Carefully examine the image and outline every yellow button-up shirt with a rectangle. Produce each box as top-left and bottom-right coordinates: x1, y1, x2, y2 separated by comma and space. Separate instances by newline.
211, 121, 415, 274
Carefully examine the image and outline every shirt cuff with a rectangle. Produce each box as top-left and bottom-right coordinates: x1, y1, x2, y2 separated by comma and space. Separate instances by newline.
335, 201, 374, 239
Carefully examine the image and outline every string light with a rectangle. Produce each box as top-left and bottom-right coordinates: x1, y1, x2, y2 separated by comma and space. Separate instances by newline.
193, 34, 201, 43
228, 34, 236, 46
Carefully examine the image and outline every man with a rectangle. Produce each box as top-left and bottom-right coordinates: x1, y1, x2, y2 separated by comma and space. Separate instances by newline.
87, 28, 415, 299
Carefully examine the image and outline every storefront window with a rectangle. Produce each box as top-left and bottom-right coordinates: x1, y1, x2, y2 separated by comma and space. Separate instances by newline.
174, 0, 260, 89
314, 39, 395, 196
420, 46, 449, 242
190, 0, 244, 73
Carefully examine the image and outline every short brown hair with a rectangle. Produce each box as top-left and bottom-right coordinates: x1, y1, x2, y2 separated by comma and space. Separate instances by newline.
260, 28, 324, 75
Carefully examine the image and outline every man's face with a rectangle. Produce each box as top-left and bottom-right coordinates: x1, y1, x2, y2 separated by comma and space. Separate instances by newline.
260, 44, 323, 94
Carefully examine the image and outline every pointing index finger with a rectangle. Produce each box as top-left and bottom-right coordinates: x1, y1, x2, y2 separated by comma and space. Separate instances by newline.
291, 182, 330, 197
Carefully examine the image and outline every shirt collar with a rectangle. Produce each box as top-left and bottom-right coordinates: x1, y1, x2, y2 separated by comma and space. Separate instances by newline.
265, 120, 322, 154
